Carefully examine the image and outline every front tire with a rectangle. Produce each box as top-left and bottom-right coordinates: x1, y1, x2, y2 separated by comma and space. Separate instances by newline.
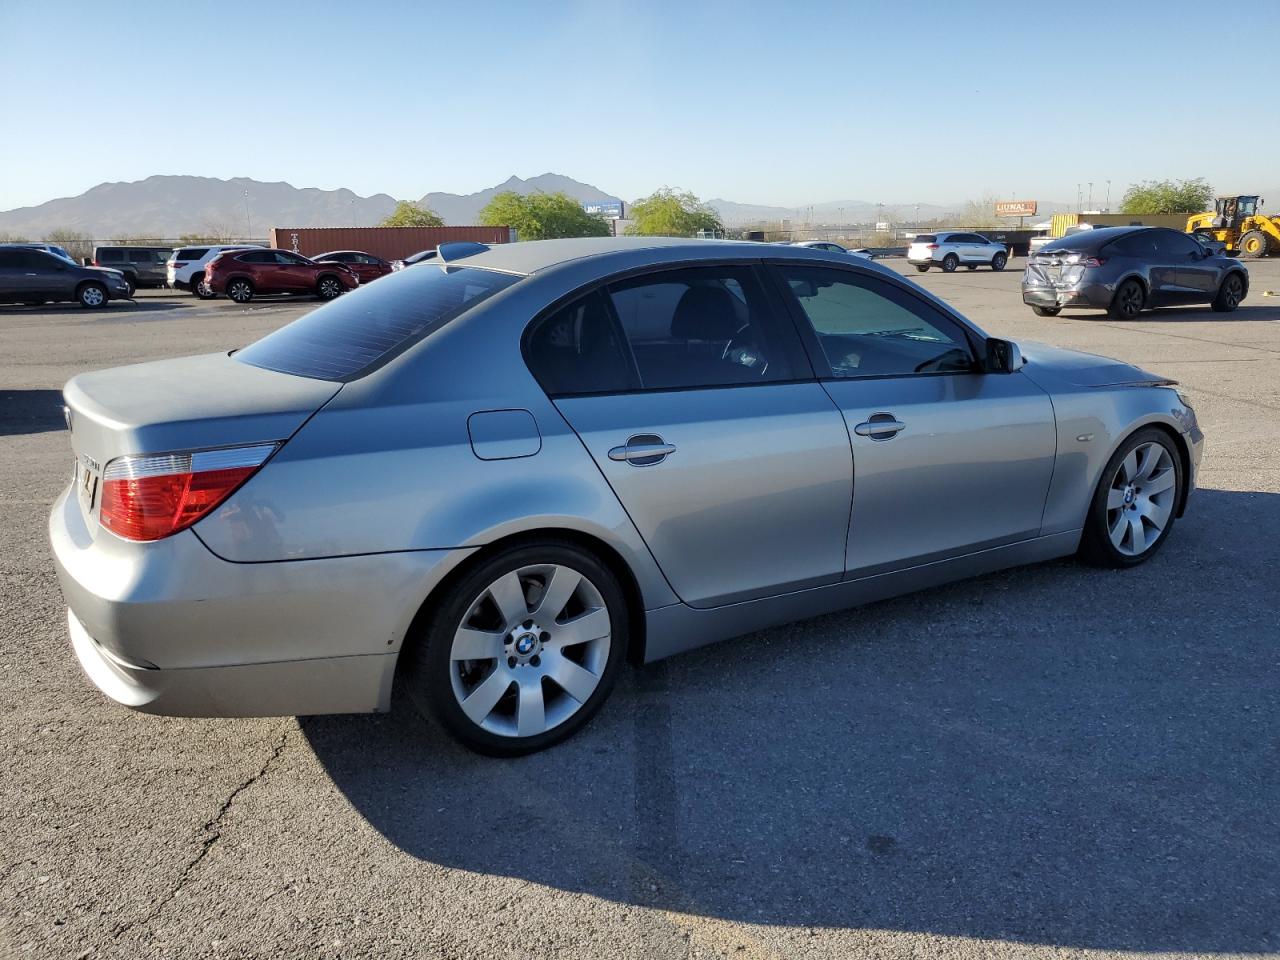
405, 541, 629, 756
316, 275, 344, 300
1078, 428, 1183, 568
992, 251, 1008, 271
1031, 305, 1061, 317
77, 282, 107, 309
226, 278, 254, 304
942, 254, 959, 273
1108, 279, 1145, 319
1211, 272, 1245, 312
1238, 230, 1269, 259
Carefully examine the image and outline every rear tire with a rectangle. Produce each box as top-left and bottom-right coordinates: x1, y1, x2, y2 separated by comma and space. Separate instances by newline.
1238, 230, 1269, 259
1078, 427, 1183, 568
192, 277, 215, 299
403, 540, 629, 756
915, 265, 929, 273
1108, 279, 1145, 319
992, 251, 1008, 271
942, 254, 959, 273
226, 278, 254, 304
1031, 305, 1061, 317
77, 282, 107, 309
966, 264, 977, 271
1211, 272, 1245, 312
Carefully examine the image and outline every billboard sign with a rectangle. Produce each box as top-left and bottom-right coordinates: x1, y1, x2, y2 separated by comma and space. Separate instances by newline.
584, 200, 625, 220
995, 200, 1037, 218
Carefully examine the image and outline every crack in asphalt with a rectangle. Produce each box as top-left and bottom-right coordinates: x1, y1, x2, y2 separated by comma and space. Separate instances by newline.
110, 722, 293, 940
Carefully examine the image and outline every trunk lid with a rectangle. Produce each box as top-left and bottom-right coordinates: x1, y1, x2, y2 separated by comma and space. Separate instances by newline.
63, 352, 340, 535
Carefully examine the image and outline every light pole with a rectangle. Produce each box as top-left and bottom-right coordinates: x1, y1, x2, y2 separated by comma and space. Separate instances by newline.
242, 189, 253, 240
914, 203, 920, 228
1106, 180, 1112, 212
1088, 182, 1094, 210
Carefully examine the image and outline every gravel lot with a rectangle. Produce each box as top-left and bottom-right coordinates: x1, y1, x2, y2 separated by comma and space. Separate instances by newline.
2, 261, 1278, 960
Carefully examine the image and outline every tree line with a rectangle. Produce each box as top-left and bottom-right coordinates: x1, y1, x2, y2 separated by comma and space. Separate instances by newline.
378, 187, 725, 240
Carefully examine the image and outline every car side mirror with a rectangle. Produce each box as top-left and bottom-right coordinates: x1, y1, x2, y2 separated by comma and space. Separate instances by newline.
984, 337, 1025, 373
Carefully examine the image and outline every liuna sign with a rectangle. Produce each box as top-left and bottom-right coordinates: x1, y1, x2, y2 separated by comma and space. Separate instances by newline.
995, 200, 1038, 218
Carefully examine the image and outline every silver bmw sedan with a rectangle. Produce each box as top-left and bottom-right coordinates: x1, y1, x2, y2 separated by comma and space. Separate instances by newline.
50, 238, 1203, 755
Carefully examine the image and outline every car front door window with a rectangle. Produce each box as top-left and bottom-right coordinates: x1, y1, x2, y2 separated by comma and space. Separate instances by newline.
779, 266, 974, 377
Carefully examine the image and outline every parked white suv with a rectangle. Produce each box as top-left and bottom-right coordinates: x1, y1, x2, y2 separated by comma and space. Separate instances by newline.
907, 232, 1009, 273
166, 245, 255, 298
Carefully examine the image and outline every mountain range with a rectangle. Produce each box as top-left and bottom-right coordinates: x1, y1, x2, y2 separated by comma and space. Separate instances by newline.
0, 173, 972, 239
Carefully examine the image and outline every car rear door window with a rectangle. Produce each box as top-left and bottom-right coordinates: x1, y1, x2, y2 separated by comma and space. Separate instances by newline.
1152, 230, 1199, 259
525, 290, 639, 396
605, 266, 802, 390
236, 265, 520, 381
176, 247, 208, 260
774, 265, 974, 378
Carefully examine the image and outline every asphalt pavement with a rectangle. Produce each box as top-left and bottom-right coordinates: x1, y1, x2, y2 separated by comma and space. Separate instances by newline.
2, 263, 1278, 960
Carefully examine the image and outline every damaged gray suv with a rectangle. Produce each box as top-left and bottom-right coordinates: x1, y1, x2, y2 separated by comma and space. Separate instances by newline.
51, 238, 1202, 755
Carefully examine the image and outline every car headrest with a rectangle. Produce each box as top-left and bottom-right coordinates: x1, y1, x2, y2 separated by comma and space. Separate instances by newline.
671, 285, 740, 340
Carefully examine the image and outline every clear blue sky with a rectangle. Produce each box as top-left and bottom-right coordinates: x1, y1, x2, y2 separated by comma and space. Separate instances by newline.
2, 0, 1277, 211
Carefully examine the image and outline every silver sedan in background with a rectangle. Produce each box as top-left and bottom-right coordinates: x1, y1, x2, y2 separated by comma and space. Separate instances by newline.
50, 238, 1202, 755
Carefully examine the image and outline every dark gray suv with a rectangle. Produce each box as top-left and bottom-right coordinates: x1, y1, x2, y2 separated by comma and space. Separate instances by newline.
1022, 227, 1249, 319
91, 245, 174, 294
0, 246, 132, 307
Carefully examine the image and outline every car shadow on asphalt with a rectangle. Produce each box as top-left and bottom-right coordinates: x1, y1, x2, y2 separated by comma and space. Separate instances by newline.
1069, 304, 1280, 323
0, 389, 66, 436
301, 487, 1280, 954
0, 300, 190, 315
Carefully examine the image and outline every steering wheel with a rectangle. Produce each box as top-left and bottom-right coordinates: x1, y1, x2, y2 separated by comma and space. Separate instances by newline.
722, 326, 769, 377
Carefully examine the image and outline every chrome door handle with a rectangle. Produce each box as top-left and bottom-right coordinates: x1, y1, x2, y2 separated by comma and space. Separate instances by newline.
853, 416, 906, 439
608, 434, 676, 466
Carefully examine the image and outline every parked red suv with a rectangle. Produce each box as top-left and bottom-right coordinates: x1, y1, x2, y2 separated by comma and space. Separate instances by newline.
312, 250, 393, 285
204, 249, 358, 303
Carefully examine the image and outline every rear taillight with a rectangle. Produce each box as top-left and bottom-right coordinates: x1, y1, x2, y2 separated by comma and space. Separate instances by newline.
1080, 256, 1107, 267
99, 444, 277, 541
926, 243, 938, 250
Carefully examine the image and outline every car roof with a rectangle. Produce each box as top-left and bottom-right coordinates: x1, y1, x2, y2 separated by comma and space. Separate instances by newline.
1044, 226, 1146, 248
447, 236, 824, 277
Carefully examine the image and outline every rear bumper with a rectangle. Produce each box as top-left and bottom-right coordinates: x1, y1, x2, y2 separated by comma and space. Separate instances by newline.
49, 485, 473, 717
67, 609, 397, 716
1021, 282, 1111, 309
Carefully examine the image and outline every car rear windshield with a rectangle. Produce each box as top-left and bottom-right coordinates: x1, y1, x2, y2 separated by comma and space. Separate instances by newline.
235, 265, 521, 381
913, 234, 936, 243
175, 247, 208, 260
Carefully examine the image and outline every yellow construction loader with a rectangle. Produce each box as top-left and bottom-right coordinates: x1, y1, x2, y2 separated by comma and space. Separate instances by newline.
1186, 195, 1280, 258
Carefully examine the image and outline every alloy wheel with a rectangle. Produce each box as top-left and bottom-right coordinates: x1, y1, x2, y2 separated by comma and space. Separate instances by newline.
1116, 282, 1143, 318
318, 277, 341, 299
80, 285, 104, 307
1105, 441, 1176, 557
449, 564, 612, 738
229, 281, 252, 303
1223, 275, 1243, 309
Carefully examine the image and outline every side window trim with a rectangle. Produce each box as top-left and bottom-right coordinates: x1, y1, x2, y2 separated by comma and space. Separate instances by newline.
762, 261, 983, 380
